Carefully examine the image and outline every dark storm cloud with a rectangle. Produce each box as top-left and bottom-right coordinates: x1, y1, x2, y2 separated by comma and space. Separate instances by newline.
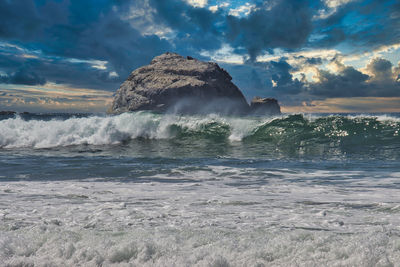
0, 47, 119, 89
226, 0, 314, 60
0, 68, 46, 86
223, 63, 273, 99
310, 58, 400, 97
295, 56, 323, 66
266, 59, 305, 95
366, 58, 393, 81
150, 0, 316, 60
228, 55, 400, 104
223, 58, 306, 102
0, 0, 319, 91
0, 0, 399, 104
364, 58, 400, 96
311, 0, 400, 50
310, 64, 369, 97
148, 0, 227, 57
0, 0, 172, 90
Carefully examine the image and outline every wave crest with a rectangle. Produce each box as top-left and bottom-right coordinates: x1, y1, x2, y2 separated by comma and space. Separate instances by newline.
0, 112, 399, 148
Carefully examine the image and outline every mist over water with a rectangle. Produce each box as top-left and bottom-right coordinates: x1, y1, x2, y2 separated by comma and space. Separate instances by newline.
1, 112, 400, 266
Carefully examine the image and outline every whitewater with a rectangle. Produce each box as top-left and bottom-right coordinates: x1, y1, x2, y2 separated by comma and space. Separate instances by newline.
1, 112, 400, 266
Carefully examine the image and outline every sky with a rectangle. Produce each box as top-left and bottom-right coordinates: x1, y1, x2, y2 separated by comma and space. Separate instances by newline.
0, 0, 399, 113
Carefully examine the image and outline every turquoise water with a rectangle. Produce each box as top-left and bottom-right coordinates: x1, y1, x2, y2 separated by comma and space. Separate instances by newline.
0, 112, 399, 266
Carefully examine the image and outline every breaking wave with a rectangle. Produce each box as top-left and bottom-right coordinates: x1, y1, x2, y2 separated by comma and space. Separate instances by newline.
0, 112, 399, 149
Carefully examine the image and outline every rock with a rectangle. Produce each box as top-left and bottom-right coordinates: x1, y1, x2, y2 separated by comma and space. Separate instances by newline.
109, 52, 281, 115
109, 52, 250, 115
0, 111, 16, 115
250, 97, 281, 115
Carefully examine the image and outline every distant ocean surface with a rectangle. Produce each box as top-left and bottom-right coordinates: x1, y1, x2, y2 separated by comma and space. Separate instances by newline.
1, 111, 400, 266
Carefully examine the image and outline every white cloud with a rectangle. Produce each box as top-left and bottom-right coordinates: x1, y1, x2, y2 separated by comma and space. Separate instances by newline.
123, 0, 173, 39
90, 60, 108, 70
325, 0, 354, 8
228, 3, 255, 17
20, 54, 39, 59
342, 42, 400, 69
109, 71, 119, 78
314, 0, 355, 19
257, 48, 338, 64
186, 0, 208, 8
200, 44, 244, 64
256, 48, 340, 83
209, 5, 218, 12
209, 2, 229, 13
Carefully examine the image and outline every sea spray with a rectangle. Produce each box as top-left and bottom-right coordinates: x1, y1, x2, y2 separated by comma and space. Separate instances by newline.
0, 112, 399, 149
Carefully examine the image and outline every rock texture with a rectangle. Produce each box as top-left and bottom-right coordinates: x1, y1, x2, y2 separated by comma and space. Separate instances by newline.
0, 111, 16, 115
250, 97, 281, 115
110, 52, 249, 115
109, 52, 281, 115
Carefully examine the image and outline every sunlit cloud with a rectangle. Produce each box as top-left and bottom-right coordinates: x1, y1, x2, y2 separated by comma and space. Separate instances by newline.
186, 0, 208, 8
314, 0, 355, 19
256, 48, 338, 63
200, 44, 244, 64
228, 3, 255, 17
209, 2, 229, 13
282, 97, 400, 113
0, 84, 113, 113
123, 1, 173, 38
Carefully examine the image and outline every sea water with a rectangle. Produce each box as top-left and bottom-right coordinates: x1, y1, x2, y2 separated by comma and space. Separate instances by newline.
0, 112, 399, 266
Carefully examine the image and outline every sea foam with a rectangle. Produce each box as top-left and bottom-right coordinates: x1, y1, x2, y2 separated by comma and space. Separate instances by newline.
0, 112, 266, 148
0, 112, 399, 149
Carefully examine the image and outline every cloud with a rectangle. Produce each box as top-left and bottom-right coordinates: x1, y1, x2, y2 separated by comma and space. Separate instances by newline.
0, 68, 46, 86
149, 0, 317, 60
267, 59, 305, 95
228, 55, 400, 106
0, 46, 121, 90
363, 58, 400, 96
310, 60, 369, 97
226, 0, 313, 60
310, 57, 400, 97
365, 58, 394, 82
0, 83, 113, 113
0, 0, 172, 90
228, 3, 255, 17
283, 96, 400, 113
395, 62, 400, 82
311, 0, 400, 50
222, 57, 307, 104
0, 0, 399, 113
186, 0, 208, 8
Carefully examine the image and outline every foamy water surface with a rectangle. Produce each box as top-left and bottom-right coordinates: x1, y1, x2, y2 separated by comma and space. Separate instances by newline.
1, 112, 400, 266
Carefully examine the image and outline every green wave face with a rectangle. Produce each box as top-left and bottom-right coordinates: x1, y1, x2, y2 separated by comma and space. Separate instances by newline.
1, 112, 399, 159
164, 114, 399, 144
157, 114, 400, 159
246, 114, 399, 143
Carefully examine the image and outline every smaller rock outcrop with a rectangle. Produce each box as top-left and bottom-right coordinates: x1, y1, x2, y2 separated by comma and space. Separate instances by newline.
0, 111, 16, 115
250, 97, 281, 115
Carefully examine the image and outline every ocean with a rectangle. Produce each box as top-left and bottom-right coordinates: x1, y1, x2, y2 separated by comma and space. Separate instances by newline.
0, 111, 400, 266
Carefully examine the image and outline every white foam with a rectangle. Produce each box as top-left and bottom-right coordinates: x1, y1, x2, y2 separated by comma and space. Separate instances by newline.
1, 167, 400, 265
0, 112, 277, 148
1, 112, 399, 148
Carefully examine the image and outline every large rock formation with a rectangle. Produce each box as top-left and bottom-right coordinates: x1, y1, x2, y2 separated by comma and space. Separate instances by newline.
250, 97, 281, 115
109, 52, 281, 115
110, 52, 249, 115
